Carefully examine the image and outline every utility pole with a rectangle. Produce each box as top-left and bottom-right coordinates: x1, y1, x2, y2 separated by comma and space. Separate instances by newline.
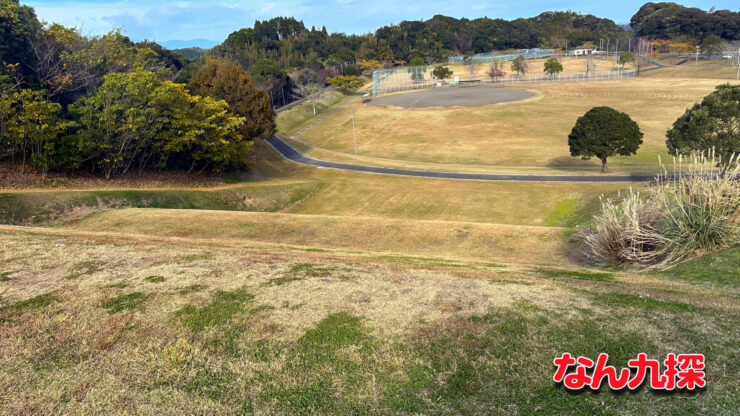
696, 46, 700, 63
606, 39, 610, 56
616, 39, 619, 55
352, 116, 358, 155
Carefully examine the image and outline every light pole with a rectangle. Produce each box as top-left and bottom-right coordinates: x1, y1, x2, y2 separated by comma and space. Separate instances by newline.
352, 116, 358, 155
696, 46, 700, 63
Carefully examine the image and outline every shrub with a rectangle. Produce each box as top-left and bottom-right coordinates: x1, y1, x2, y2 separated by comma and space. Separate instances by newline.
582, 153, 739, 269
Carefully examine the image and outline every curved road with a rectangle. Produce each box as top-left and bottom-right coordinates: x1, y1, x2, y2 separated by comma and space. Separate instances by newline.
266, 135, 658, 183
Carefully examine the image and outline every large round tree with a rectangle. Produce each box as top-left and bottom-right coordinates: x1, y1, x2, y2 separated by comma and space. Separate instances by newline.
568, 106, 643, 172
666, 84, 739, 170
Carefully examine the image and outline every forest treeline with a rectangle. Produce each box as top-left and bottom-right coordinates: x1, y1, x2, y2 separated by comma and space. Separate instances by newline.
199, 3, 738, 107
631, 2, 739, 41
0, 0, 274, 178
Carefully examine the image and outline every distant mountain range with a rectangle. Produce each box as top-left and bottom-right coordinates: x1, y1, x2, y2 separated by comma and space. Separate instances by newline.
162, 39, 218, 50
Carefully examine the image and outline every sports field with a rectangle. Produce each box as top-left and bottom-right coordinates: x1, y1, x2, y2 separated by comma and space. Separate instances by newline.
284, 64, 739, 175
373, 56, 627, 94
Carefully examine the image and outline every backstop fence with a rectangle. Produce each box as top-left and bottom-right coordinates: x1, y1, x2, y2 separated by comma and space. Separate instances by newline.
371, 67, 636, 96
448, 49, 558, 63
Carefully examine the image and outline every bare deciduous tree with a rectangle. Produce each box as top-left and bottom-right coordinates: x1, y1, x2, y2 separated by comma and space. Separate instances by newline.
292, 81, 322, 115
449, 32, 472, 55
488, 60, 505, 79
585, 54, 596, 76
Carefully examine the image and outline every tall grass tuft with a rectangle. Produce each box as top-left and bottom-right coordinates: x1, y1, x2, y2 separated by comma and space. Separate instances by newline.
583, 152, 739, 269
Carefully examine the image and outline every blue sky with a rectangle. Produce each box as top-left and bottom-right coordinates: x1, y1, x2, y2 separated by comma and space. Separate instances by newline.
26, 1, 738, 45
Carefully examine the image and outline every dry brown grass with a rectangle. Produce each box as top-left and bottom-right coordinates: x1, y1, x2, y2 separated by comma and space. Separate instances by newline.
285, 169, 631, 225
67, 208, 569, 265
641, 60, 740, 79
289, 76, 737, 174
0, 226, 737, 414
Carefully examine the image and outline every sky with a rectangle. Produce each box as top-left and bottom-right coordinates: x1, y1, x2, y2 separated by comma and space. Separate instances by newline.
25, 1, 739, 47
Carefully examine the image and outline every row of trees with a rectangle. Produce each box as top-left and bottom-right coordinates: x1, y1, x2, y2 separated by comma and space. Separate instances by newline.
1, 1, 275, 178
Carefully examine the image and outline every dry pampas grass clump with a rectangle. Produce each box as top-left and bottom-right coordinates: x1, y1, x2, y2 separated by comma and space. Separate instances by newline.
582, 151, 739, 269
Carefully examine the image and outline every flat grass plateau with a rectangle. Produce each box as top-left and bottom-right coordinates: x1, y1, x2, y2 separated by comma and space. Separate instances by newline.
286, 63, 740, 175
0, 62, 738, 414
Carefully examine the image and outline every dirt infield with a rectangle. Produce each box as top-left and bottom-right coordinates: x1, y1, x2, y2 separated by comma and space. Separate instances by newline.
370, 87, 535, 108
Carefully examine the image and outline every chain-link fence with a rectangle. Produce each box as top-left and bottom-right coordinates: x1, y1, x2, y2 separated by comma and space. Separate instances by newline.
448, 49, 558, 63
372, 67, 636, 96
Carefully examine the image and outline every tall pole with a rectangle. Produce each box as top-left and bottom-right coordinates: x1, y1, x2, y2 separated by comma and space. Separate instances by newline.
737, 48, 740, 80
696, 46, 700, 63
352, 116, 358, 155
606, 39, 610, 56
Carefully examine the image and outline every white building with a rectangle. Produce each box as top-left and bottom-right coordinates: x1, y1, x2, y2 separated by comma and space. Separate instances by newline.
570, 48, 598, 56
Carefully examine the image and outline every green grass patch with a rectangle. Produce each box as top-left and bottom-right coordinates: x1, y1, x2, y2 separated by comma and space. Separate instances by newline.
336, 274, 354, 281
0, 271, 12, 282
289, 263, 335, 277
660, 247, 740, 287
103, 282, 129, 289
589, 291, 699, 312
545, 198, 579, 227
289, 247, 329, 253
144, 275, 166, 283
250, 304, 275, 314
182, 252, 213, 262
269, 263, 336, 286
538, 268, 614, 281
1, 292, 57, 314
298, 312, 365, 354
372, 255, 465, 268
101, 292, 148, 314
271, 379, 336, 414
66, 260, 106, 280
180, 365, 238, 401
178, 284, 208, 294
176, 288, 254, 332
267, 276, 302, 286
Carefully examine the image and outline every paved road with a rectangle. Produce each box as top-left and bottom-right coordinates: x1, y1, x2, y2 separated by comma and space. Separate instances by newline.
266, 135, 657, 183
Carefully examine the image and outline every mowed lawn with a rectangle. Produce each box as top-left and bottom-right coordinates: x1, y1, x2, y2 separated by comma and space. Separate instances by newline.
289, 71, 738, 174
0, 228, 737, 414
